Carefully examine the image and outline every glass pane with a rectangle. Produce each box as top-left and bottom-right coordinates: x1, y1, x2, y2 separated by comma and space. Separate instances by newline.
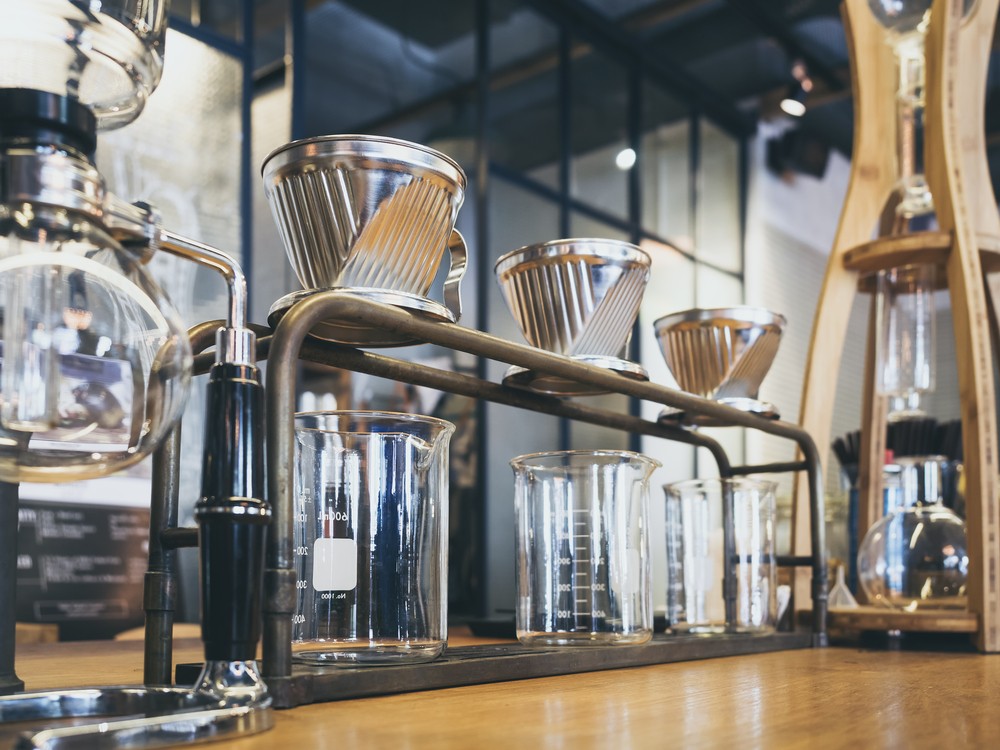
171, 0, 244, 41
100, 31, 242, 328
638, 241, 696, 616
484, 177, 561, 618
251, 79, 295, 325
642, 84, 691, 250
491, 64, 560, 190
570, 213, 629, 241
488, 4, 559, 187
697, 120, 742, 273
695, 264, 742, 308
570, 49, 629, 219
254, 0, 287, 72
301, 1, 477, 135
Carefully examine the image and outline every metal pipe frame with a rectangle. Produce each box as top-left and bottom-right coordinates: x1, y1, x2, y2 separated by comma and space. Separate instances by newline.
263, 292, 829, 683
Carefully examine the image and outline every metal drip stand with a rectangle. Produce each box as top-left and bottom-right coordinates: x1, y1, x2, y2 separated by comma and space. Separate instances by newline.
158, 291, 828, 709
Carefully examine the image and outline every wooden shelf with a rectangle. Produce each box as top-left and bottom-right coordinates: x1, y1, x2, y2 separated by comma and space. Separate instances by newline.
841, 231, 1000, 275
825, 606, 978, 634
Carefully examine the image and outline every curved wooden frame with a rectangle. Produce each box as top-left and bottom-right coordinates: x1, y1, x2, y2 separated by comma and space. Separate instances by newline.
793, 0, 1000, 651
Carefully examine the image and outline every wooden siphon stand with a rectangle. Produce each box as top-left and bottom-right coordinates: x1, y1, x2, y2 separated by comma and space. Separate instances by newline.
792, 0, 1000, 650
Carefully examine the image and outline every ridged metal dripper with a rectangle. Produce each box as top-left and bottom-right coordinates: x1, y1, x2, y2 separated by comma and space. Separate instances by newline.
495, 239, 651, 396
653, 306, 785, 425
261, 134, 468, 346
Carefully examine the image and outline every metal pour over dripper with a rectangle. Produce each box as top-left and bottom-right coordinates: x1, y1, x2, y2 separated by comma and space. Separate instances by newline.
653, 307, 785, 425
495, 239, 651, 396
262, 134, 468, 346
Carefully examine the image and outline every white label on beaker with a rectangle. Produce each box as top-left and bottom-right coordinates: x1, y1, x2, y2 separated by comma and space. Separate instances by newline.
312, 538, 357, 591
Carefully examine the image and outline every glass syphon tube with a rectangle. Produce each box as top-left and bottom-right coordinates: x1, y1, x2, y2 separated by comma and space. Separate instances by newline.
875, 265, 936, 417
893, 28, 933, 223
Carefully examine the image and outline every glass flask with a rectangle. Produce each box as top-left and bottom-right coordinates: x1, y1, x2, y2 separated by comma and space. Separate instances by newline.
857, 455, 968, 610
874, 265, 935, 418
0, 0, 169, 129
511, 450, 658, 647
0, 90, 192, 483
292, 411, 454, 665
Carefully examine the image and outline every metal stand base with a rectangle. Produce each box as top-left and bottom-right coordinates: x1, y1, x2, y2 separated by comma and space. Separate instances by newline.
0, 661, 272, 748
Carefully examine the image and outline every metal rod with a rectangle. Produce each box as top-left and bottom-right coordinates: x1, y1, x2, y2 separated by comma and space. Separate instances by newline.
730, 461, 810, 476
776, 556, 815, 568
282, 294, 812, 440
145, 427, 183, 686
798, 434, 829, 646
297, 341, 731, 469
158, 231, 248, 331
0, 479, 24, 694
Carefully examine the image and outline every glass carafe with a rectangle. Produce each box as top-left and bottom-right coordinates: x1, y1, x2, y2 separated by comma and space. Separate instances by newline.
857, 455, 968, 609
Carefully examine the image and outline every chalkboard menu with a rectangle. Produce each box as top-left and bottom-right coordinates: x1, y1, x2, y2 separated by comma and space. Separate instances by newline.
16, 500, 150, 641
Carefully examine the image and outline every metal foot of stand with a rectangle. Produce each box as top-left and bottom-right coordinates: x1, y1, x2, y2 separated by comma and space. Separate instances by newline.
0, 660, 272, 749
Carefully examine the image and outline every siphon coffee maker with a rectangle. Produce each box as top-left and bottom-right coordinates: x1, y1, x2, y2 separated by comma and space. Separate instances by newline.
0, 1, 274, 745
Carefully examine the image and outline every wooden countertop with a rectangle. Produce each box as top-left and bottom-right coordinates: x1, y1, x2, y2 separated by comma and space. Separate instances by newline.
11, 632, 1000, 748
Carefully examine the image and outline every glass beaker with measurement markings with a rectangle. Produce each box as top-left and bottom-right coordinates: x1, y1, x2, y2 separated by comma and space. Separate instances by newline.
511, 450, 659, 646
293, 411, 454, 665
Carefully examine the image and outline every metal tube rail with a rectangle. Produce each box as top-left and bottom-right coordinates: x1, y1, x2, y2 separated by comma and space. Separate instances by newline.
263, 292, 830, 682
158, 232, 248, 333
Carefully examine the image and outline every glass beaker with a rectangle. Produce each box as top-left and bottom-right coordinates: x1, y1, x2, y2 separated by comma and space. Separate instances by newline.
511, 450, 659, 647
664, 478, 778, 634
292, 411, 455, 665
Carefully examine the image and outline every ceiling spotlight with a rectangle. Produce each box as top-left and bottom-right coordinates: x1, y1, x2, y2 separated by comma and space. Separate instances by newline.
615, 147, 637, 170
780, 60, 813, 118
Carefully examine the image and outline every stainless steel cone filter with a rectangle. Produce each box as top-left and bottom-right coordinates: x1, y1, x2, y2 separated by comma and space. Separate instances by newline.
495, 239, 651, 396
653, 307, 785, 424
495, 239, 651, 357
261, 135, 468, 345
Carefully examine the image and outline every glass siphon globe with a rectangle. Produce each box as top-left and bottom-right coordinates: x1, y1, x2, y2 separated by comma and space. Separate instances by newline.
857, 456, 968, 610
0, 203, 192, 483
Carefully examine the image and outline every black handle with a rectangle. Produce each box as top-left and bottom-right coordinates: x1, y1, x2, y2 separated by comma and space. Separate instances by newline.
196, 362, 269, 662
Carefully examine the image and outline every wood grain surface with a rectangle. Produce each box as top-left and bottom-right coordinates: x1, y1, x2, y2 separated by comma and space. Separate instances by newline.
10, 636, 1000, 749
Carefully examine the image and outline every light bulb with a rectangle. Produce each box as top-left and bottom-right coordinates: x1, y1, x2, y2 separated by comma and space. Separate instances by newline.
615, 147, 637, 170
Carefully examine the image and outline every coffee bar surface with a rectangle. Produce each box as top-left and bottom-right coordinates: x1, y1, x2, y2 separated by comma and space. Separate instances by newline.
7, 629, 998, 749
